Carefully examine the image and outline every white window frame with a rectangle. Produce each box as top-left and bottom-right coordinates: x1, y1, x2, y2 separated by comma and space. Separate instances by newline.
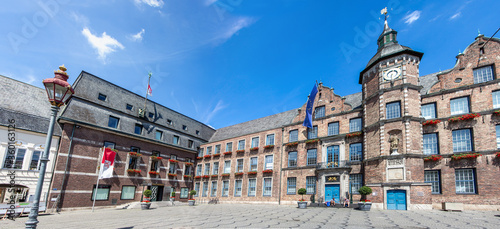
264, 155, 273, 170
263, 178, 272, 197
249, 157, 258, 171
266, 134, 275, 145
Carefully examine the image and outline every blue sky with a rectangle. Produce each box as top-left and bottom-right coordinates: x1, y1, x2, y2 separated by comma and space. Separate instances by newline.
1, 0, 499, 129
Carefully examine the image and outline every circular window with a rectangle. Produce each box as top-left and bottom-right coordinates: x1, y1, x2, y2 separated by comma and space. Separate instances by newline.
331, 107, 336, 111
455, 78, 462, 83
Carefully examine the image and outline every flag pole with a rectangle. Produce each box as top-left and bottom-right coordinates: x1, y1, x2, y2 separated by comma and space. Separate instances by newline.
92, 147, 104, 212
143, 72, 152, 113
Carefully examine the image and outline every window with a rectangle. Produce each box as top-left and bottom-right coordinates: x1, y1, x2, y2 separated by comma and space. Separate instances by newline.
251, 137, 259, 148
211, 181, 217, 197
350, 174, 362, 194
250, 157, 258, 171
130, 146, 140, 153
265, 155, 273, 170
455, 169, 476, 194
422, 103, 437, 119
184, 163, 192, 176
196, 130, 200, 135
424, 170, 441, 194
287, 177, 296, 194
386, 101, 401, 119
173, 135, 180, 145
234, 180, 242, 196
327, 145, 340, 167
226, 142, 233, 152
148, 112, 154, 118
204, 163, 210, 175
3, 148, 25, 169
263, 178, 272, 196
104, 141, 115, 149
108, 116, 119, 128
128, 156, 138, 170
155, 130, 162, 140
306, 176, 316, 194
423, 133, 439, 155
349, 143, 363, 161
222, 180, 229, 197
288, 151, 297, 167
98, 93, 107, 101
206, 146, 212, 155
202, 181, 209, 197
121, 186, 136, 200
349, 118, 362, 132
198, 148, 204, 158
452, 129, 472, 153
170, 154, 177, 160
134, 124, 143, 135
289, 129, 298, 142
314, 106, 325, 119
126, 104, 133, 110
497, 125, 500, 149
238, 140, 245, 150
213, 162, 219, 175
307, 126, 318, 139
91, 184, 111, 200
151, 151, 160, 172
450, 97, 469, 115
266, 134, 275, 145
188, 140, 194, 148
328, 122, 339, 136
180, 188, 189, 199
248, 179, 256, 196
29, 150, 42, 170
215, 145, 221, 154
196, 164, 202, 176
192, 183, 200, 198
307, 149, 317, 165
169, 161, 177, 174
473, 65, 494, 84
493, 91, 500, 109
236, 159, 244, 172
167, 119, 173, 125
183, 125, 188, 131
224, 160, 231, 173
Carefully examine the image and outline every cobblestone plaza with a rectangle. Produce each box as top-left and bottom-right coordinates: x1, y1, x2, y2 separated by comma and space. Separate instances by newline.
3, 204, 500, 228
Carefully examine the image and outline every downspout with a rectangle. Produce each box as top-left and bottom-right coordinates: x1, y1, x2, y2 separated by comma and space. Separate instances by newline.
278, 127, 284, 205
57, 124, 78, 211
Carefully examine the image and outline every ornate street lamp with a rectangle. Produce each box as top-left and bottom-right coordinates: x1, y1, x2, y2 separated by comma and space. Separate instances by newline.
26, 65, 74, 229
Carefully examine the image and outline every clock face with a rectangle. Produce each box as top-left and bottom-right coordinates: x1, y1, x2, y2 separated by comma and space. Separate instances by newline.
383, 67, 401, 81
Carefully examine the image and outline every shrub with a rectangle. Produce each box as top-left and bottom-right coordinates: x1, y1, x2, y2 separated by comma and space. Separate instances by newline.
298, 188, 307, 201
143, 189, 152, 198
358, 186, 372, 196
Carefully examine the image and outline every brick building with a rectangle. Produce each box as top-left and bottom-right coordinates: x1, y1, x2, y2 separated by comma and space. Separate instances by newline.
48, 71, 215, 209
196, 20, 500, 210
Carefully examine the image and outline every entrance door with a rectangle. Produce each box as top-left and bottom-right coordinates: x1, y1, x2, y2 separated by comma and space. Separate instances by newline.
149, 186, 158, 201
325, 184, 340, 204
387, 190, 406, 210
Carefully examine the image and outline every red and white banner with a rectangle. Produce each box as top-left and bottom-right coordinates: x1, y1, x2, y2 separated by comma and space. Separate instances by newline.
99, 148, 116, 179
147, 84, 153, 96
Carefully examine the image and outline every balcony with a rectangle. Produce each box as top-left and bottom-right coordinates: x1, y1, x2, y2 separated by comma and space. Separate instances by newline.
316, 160, 352, 170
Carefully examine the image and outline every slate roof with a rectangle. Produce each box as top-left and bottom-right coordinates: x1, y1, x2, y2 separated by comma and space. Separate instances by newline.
419, 70, 445, 95
208, 109, 299, 142
0, 75, 61, 135
344, 92, 362, 109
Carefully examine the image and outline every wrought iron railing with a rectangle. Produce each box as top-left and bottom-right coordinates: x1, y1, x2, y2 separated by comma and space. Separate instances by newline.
316, 160, 352, 169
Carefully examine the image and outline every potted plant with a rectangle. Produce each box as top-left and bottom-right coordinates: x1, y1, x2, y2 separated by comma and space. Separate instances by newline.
297, 188, 308, 209
188, 190, 197, 206
358, 186, 372, 211
142, 189, 152, 210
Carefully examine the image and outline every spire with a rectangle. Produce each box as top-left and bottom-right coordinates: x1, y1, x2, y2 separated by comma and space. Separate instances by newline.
377, 7, 398, 50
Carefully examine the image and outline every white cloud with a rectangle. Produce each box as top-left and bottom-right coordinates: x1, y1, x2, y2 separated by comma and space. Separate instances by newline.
134, 0, 164, 8
450, 12, 461, 20
70, 12, 89, 26
203, 100, 227, 124
403, 10, 421, 24
131, 29, 145, 42
81, 27, 124, 62
220, 17, 253, 40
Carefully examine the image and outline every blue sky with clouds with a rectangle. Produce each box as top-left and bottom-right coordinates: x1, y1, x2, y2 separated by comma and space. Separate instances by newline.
1, 0, 499, 129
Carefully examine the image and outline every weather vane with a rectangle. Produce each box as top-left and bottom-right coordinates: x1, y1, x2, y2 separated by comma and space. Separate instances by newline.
381, 7, 388, 20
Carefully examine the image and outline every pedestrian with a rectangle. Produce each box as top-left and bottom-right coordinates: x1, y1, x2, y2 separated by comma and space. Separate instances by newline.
330, 197, 335, 207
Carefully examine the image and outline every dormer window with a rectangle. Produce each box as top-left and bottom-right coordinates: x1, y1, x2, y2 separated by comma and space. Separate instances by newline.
98, 93, 107, 101
148, 112, 154, 118
126, 104, 133, 110
183, 125, 188, 131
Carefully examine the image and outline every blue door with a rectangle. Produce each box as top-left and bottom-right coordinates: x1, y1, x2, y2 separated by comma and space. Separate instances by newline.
325, 184, 340, 204
387, 190, 406, 210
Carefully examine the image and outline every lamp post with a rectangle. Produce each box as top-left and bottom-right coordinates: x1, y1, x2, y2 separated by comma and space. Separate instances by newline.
25, 65, 74, 229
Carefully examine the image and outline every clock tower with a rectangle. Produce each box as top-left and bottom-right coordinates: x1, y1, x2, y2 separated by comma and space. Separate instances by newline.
358, 14, 432, 210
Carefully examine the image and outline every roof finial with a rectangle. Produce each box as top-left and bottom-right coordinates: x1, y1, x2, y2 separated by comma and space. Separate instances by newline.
478, 29, 481, 36
381, 7, 389, 29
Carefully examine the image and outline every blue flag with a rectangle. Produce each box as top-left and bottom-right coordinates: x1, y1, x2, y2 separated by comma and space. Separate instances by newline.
303, 83, 318, 128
